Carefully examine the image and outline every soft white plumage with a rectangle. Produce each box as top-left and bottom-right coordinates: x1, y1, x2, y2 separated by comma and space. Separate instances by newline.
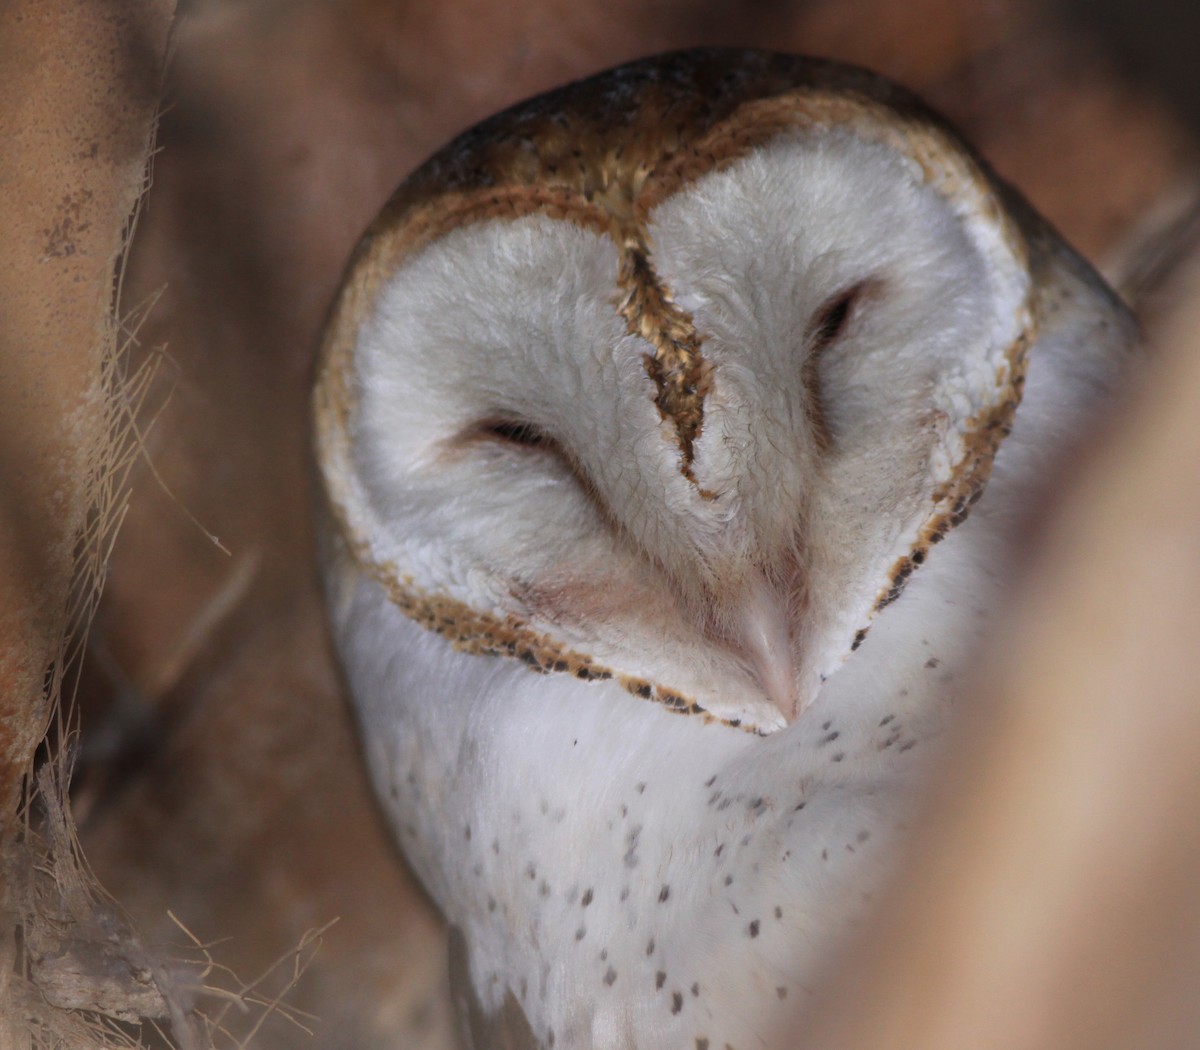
313, 50, 1136, 1049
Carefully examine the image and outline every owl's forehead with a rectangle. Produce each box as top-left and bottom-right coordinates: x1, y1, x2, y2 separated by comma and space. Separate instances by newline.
404, 49, 824, 218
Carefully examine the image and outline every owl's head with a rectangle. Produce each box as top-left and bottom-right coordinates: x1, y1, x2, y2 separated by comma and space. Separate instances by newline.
313, 50, 1105, 735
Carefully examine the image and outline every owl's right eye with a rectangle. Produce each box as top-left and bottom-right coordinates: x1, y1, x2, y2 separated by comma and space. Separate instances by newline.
443, 416, 578, 473
474, 418, 557, 451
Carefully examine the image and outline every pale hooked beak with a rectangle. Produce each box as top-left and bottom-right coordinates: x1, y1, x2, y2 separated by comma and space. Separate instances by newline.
735, 574, 804, 723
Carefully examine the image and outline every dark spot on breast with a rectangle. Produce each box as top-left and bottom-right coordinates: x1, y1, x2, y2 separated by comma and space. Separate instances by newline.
603, 967, 617, 987
658, 885, 670, 903
581, 888, 593, 907
691, 982, 700, 997
656, 971, 666, 990
671, 992, 684, 1014
748, 920, 760, 938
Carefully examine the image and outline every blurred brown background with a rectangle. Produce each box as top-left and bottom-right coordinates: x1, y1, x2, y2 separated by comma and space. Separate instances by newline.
4, 1, 1200, 1047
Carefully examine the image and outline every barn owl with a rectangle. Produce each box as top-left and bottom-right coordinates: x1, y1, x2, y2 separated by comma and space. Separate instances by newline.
313, 49, 1136, 1050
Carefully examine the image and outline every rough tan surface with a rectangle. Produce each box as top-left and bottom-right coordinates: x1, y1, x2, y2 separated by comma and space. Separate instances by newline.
0, 0, 172, 823
0, 0, 175, 1045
